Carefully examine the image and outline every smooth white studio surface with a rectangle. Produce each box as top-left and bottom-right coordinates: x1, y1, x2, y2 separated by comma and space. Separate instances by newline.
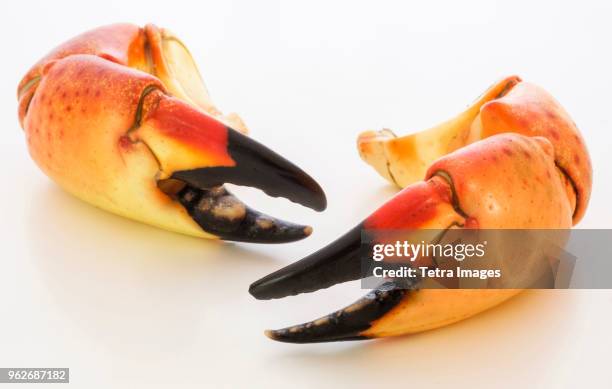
1, 1, 611, 388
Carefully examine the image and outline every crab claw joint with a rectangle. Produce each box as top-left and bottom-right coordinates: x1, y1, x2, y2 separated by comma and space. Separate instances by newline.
18, 24, 326, 243
250, 77, 591, 343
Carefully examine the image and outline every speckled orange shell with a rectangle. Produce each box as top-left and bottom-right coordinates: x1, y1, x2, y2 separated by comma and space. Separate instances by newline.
427, 134, 573, 229
479, 82, 592, 222
18, 24, 147, 126
25, 54, 159, 170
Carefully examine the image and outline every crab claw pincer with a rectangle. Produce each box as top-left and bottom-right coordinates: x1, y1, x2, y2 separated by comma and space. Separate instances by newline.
249, 77, 592, 343
18, 23, 326, 243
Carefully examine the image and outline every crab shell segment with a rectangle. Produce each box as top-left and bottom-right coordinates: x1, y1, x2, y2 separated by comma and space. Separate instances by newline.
18, 24, 326, 242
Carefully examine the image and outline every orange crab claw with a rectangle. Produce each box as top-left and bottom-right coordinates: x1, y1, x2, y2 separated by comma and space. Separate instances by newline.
18, 24, 326, 243
250, 77, 591, 343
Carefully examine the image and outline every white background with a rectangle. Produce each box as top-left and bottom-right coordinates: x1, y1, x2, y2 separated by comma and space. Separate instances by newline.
1, 1, 611, 388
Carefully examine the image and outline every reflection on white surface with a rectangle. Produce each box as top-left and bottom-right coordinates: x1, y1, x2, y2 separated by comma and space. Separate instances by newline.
25, 183, 279, 357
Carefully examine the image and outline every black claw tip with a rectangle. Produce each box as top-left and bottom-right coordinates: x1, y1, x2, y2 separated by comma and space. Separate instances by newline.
178, 185, 312, 243
264, 282, 409, 343
249, 224, 364, 299
172, 128, 327, 212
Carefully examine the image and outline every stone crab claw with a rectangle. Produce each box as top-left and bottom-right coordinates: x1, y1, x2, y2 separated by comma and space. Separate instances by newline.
18, 23, 326, 243
249, 77, 592, 342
